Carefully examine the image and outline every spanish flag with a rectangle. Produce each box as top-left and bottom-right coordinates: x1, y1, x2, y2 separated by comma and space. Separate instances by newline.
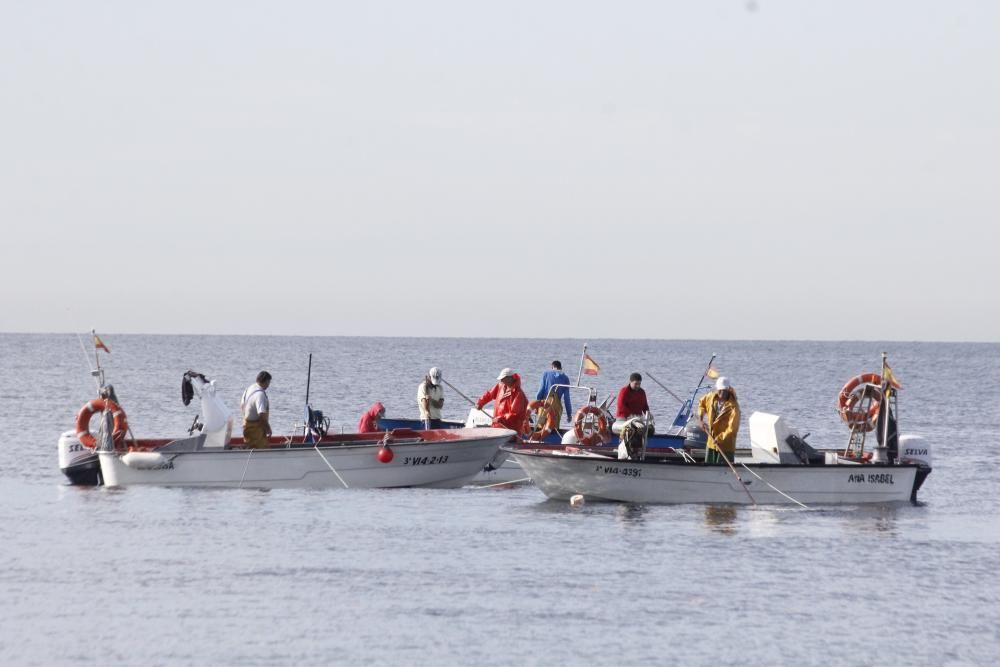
582, 353, 600, 376
706, 366, 720, 379
883, 364, 902, 389
94, 334, 110, 354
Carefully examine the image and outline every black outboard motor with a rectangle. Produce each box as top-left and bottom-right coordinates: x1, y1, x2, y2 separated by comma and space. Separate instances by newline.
58, 431, 101, 485
683, 417, 708, 449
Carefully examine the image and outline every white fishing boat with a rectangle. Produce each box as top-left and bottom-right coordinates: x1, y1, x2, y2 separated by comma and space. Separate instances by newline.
505, 357, 933, 506
88, 427, 513, 489
58, 366, 514, 490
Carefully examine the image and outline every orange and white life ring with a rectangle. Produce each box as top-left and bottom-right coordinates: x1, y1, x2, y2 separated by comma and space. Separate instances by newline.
837, 373, 884, 432
573, 406, 609, 447
524, 400, 557, 442
75, 399, 129, 449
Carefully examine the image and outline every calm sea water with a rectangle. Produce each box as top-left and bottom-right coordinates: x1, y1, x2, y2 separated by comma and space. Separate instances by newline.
1, 334, 998, 666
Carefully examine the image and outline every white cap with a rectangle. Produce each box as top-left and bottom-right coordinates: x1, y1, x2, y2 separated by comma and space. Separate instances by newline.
497, 367, 515, 381
428, 367, 442, 385
715, 376, 732, 391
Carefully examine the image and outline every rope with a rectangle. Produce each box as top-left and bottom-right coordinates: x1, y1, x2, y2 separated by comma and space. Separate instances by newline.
238, 449, 254, 488
314, 445, 350, 488
478, 477, 531, 488
738, 463, 810, 509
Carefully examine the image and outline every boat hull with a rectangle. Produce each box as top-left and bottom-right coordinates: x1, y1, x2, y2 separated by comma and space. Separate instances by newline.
506, 448, 930, 505
98, 428, 513, 489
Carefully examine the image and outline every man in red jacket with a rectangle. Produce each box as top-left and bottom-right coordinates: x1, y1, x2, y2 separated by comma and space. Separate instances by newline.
476, 368, 529, 432
616, 372, 650, 419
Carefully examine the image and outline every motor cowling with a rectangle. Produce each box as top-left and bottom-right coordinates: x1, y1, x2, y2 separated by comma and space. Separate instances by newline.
898, 434, 932, 467
683, 418, 708, 449
58, 430, 101, 485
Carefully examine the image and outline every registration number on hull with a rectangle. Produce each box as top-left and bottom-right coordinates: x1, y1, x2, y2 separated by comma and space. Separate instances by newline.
402, 455, 449, 466
594, 464, 641, 478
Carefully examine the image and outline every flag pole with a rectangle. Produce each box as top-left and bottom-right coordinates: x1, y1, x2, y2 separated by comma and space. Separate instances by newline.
881, 351, 890, 452
91, 329, 104, 386
77, 332, 101, 392
575, 344, 587, 387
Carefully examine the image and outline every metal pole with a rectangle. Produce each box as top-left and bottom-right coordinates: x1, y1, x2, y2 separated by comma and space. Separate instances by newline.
645, 371, 685, 405
714, 445, 757, 505
91, 329, 103, 386
441, 378, 493, 419
77, 332, 100, 392
575, 344, 587, 387
305, 353, 313, 407
303, 353, 313, 443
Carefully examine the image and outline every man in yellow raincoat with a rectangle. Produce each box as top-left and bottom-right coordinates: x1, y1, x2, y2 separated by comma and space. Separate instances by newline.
698, 377, 741, 464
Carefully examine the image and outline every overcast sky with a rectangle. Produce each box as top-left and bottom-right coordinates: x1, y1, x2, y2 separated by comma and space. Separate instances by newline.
1, 1, 997, 341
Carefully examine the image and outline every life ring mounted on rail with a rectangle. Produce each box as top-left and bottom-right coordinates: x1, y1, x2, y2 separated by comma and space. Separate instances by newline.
837, 373, 885, 432
523, 400, 557, 442
573, 406, 609, 447
75, 399, 129, 449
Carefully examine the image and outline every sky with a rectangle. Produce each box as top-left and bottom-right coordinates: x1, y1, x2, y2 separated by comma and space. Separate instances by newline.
1, 1, 998, 341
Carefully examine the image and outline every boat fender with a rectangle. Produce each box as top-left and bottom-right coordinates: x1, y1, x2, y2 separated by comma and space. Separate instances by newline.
573, 406, 608, 447
570, 494, 585, 507
524, 400, 557, 442
120, 451, 173, 470
377, 444, 394, 463
75, 399, 129, 449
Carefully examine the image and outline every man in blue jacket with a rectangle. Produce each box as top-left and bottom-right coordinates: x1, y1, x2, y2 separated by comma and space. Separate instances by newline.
536, 360, 573, 426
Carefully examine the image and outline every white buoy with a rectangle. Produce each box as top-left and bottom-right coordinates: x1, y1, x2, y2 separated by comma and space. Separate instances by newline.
570, 494, 584, 507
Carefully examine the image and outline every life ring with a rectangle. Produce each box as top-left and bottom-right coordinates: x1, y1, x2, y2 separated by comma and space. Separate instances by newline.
837, 373, 884, 432
75, 399, 129, 449
573, 406, 608, 447
524, 400, 557, 442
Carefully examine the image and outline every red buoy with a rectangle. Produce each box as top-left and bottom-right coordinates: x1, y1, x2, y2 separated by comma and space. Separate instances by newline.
377, 445, 394, 463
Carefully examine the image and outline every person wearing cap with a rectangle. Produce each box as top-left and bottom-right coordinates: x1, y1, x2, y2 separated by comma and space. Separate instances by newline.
417, 367, 445, 430
536, 360, 573, 426
476, 368, 529, 432
698, 376, 741, 464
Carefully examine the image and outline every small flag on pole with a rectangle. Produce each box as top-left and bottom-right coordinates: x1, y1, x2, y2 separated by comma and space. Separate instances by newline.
706, 366, 719, 379
94, 334, 110, 354
883, 364, 902, 389
582, 353, 600, 376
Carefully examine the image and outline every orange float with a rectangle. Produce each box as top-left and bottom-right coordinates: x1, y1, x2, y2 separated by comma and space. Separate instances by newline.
524, 400, 557, 442
75, 398, 129, 449
837, 373, 885, 432
573, 406, 608, 446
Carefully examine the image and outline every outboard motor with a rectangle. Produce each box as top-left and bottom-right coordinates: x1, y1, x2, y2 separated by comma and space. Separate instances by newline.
898, 434, 932, 467
58, 431, 100, 485
683, 417, 708, 449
